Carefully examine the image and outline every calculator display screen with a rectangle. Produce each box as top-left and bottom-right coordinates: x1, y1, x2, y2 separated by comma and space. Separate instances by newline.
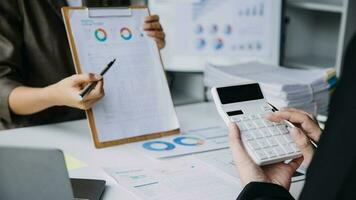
217, 83, 263, 104
227, 110, 244, 116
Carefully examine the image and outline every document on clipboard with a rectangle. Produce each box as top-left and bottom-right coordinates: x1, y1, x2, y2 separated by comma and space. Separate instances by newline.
62, 6, 180, 148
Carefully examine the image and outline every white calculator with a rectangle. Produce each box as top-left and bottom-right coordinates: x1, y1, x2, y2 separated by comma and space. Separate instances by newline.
211, 83, 301, 165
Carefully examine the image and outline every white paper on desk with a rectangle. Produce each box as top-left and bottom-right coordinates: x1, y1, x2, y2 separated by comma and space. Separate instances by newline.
68, 9, 179, 142
194, 148, 306, 182
105, 158, 242, 200
134, 126, 229, 159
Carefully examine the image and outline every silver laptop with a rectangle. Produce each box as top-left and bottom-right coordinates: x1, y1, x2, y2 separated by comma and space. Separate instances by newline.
0, 146, 105, 200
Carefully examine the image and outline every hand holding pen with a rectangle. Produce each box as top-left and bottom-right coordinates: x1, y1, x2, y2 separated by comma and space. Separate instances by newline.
266, 105, 321, 168
46, 59, 116, 111
79, 59, 116, 99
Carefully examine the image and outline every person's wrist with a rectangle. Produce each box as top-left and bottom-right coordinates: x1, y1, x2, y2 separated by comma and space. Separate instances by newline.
43, 84, 61, 107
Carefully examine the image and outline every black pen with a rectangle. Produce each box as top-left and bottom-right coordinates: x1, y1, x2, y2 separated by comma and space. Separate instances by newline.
79, 58, 117, 99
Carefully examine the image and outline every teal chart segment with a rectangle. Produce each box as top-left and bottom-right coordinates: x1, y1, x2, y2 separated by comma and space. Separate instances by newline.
94, 28, 108, 42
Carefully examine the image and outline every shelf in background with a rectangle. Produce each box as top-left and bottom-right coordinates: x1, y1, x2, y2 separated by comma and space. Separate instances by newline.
171, 89, 204, 106
284, 54, 336, 69
288, 0, 344, 13
168, 71, 206, 106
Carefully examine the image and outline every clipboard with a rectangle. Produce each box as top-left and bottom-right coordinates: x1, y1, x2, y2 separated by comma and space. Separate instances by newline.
62, 6, 180, 148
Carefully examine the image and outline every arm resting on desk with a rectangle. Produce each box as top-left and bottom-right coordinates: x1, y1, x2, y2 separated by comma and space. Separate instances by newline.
237, 182, 295, 200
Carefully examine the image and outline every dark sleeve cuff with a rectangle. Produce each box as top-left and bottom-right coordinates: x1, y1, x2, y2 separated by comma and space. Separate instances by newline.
0, 78, 22, 123
237, 182, 295, 200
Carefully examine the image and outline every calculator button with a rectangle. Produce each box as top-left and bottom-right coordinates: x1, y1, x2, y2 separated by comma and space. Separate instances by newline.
261, 105, 272, 111
258, 113, 268, 118
282, 144, 294, 154
254, 120, 266, 128
260, 128, 272, 137
267, 137, 278, 146
255, 150, 268, 160
277, 125, 289, 134
244, 121, 256, 130
248, 140, 261, 150
257, 138, 269, 149
236, 123, 247, 131
262, 119, 274, 127
276, 135, 288, 145
251, 130, 263, 139
272, 122, 279, 126
283, 134, 293, 143
231, 116, 241, 122
249, 114, 259, 120
264, 148, 277, 158
274, 146, 286, 156
240, 115, 250, 121
242, 131, 254, 141
291, 143, 300, 153
269, 127, 281, 136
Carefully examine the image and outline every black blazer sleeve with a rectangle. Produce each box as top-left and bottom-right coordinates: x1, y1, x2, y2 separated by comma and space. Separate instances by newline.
0, 1, 24, 124
298, 33, 356, 200
236, 182, 294, 200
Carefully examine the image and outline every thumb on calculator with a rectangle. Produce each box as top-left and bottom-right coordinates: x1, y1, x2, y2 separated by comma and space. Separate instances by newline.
228, 123, 265, 185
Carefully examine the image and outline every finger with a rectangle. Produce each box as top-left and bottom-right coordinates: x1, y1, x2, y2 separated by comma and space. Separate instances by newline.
80, 93, 105, 110
79, 99, 101, 110
280, 107, 316, 121
86, 80, 104, 101
228, 123, 266, 185
266, 111, 320, 141
144, 15, 159, 22
145, 31, 165, 39
72, 73, 102, 85
143, 22, 162, 31
83, 80, 104, 101
266, 111, 309, 124
286, 157, 303, 173
290, 127, 314, 167
152, 37, 165, 49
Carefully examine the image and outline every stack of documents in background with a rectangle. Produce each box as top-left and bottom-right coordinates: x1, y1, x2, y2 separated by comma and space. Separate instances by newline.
204, 62, 337, 115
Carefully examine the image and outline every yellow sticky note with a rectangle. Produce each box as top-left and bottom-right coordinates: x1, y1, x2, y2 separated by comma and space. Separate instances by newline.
64, 154, 88, 170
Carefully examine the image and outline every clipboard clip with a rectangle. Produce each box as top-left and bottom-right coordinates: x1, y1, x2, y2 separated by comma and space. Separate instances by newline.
88, 7, 132, 18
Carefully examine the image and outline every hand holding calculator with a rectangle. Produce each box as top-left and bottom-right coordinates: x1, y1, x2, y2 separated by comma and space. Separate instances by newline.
211, 83, 301, 165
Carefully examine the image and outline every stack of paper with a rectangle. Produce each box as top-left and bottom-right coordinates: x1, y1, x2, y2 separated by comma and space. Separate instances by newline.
204, 62, 337, 115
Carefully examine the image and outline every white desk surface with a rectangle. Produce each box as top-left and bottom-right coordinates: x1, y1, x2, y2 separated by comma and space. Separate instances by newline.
0, 102, 304, 199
